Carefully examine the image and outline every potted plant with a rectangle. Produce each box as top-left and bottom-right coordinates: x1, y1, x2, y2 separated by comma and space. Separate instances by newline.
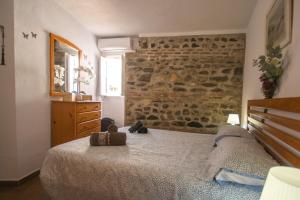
253, 46, 284, 99
73, 64, 94, 100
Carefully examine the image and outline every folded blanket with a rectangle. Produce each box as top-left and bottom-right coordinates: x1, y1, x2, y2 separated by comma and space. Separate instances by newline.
109, 132, 126, 146
90, 124, 126, 146
90, 132, 108, 146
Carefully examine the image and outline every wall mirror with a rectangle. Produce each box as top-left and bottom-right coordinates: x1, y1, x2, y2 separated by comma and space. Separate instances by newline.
50, 33, 81, 96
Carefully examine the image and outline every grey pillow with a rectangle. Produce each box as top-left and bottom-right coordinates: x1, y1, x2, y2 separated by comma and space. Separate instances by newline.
207, 137, 278, 181
214, 125, 253, 146
215, 168, 265, 192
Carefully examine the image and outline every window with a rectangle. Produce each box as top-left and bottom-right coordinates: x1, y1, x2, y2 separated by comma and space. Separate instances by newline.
101, 55, 123, 96
67, 54, 79, 92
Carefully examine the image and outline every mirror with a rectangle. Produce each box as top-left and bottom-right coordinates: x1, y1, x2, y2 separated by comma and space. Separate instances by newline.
50, 33, 81, 96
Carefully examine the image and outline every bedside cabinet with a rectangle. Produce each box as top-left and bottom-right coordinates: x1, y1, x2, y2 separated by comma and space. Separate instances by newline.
51, 101, 102, 146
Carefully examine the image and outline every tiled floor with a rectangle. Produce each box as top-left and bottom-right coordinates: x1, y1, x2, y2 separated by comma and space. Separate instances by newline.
0, 177, 50, 200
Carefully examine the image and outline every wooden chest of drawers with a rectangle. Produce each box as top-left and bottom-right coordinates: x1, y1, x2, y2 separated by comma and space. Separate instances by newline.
51, 101, 102, 146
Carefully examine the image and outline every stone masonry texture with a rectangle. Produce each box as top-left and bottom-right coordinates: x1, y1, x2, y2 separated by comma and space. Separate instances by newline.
125, 34, 245, 134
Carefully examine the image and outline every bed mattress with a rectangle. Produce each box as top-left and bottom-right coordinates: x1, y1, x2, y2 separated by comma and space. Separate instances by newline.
40, 127, 261, 200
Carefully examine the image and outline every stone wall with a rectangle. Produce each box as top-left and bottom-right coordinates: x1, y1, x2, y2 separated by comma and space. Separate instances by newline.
125, 34, 245, 133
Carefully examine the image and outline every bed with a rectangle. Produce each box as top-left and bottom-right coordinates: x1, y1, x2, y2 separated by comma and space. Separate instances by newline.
40, 97, 300, 200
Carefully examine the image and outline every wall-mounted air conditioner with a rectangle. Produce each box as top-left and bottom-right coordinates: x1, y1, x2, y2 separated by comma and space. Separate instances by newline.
98, 37, 134, 53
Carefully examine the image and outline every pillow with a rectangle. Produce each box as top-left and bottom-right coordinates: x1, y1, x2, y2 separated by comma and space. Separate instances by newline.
213, 125, 253, 146
215, 168, 265, 192
206, 137, 278, 183
240, 128, 254, 139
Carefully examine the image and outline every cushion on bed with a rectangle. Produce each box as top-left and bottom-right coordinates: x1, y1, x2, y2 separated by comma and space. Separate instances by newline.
215, 168, 265, 192
213, 125, 253, 146
207, 137, 278, 188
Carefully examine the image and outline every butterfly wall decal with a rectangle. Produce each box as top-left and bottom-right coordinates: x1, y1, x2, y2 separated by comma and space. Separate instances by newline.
31, 32, 37, 39
22, 32, 29, 39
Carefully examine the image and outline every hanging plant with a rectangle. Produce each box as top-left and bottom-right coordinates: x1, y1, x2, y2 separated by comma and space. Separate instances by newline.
253, 45, 284, 99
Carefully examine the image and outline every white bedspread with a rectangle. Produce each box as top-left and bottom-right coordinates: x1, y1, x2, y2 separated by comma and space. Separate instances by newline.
40, 128, 215, 200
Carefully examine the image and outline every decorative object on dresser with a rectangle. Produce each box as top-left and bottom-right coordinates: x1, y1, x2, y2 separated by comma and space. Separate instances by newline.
74, 61, 94, 93
253, 46, 284, 99
75, 93, 83, 101
51, 101, 102, 146
82, 94, 92, 101
63, 92, 76, 102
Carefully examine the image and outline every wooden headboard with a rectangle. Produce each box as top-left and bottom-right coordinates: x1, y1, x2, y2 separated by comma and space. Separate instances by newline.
247, 97, 300, 168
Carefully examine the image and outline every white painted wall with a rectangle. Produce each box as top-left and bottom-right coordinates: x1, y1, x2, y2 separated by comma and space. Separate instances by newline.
242, 0, 300, 126
102, 96, 125, 127
0, 0, 18, 180
0, 0, 99, 180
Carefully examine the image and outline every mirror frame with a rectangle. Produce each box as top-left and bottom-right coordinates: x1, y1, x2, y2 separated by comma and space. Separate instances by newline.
50, 33, 82, 96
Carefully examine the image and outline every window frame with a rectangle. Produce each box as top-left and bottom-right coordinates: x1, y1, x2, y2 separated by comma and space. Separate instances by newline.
100, 53, 124, 97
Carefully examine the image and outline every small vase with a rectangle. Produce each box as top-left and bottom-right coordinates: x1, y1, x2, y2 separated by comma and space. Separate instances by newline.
262, 79, 277, 99
75, 93, 82, 101
263, 87, 276, 99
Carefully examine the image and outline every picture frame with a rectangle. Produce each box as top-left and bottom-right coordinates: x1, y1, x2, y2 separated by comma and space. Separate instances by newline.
266, 0, 293, 49
0, 25, 5, 66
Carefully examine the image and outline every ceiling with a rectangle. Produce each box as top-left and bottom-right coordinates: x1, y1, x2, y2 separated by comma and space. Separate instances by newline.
53, 0, 257, 37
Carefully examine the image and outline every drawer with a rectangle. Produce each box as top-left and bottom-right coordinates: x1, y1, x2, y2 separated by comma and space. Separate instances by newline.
77, 126, 100, 138
77, 111, 101, 123
77, 119, 100, 133
77, 103, 101, 113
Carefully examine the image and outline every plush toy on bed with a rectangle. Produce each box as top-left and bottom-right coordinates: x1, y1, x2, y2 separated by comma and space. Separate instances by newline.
90, 124, 127, 146
128, 121, 148, 134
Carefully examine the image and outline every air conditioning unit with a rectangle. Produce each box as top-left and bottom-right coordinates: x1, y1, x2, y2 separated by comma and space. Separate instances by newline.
98, 37, 134, 53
